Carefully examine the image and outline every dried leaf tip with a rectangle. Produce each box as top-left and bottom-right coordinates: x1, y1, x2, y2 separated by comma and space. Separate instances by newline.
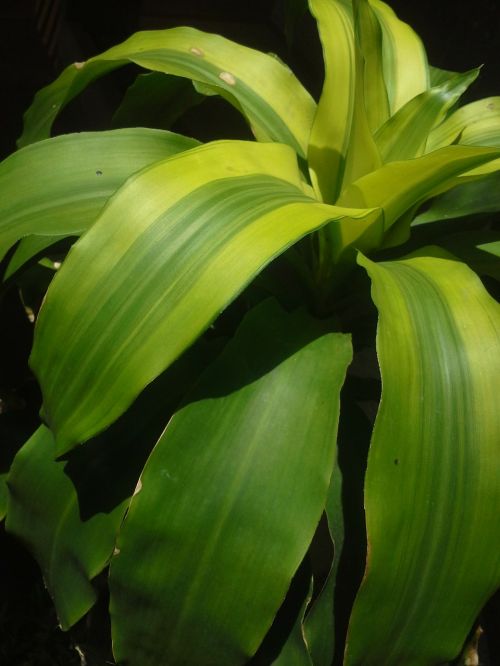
219, 71, 236, 86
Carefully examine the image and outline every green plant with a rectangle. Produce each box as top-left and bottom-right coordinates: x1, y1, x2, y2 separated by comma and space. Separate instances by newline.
1, 0, 499, 664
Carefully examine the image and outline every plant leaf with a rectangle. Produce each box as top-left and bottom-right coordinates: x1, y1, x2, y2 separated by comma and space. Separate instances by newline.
0, 128, 198, 270
413, 171, 500, 226
109, 299, 352, 666
427, 97, 500, 151
307, 0, 356, 202
6, 426, 124, 628
337, 144, 500, 246
30, 140, 377, 454
307, 0, 380, 203
18, 27, 316, 157
375, 68, 479, 163
354, 0, 390, 133
368, 0, 429, 114
5, 338, 219, 629
345, 250, 500, 665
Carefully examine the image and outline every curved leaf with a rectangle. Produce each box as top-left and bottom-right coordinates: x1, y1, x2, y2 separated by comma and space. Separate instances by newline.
30, 140, 377, 454
5, 338, 219, 629
413, 171, 500, 226
6, 426, 123, 628
0, 128, 198, 269
109, 300, 352, 666
427, 97, 500, 151
355, 0, 390, 133
338, 144, 500, 241
307, 0, 380, 203
307, 0, 356, 202
375, 68, 479, 163
345, 250, 500, 665
368, 0, 429, 114
18, 27, 316, 157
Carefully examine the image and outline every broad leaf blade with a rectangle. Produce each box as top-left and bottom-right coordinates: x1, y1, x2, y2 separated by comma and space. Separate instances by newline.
109, 300, 352, 666
19, 27, 316, 157
307, 0, 356, 202
345, 250, 500, 665
307, 0, 380, 203
6, 426, 123, 628
354, 0, 390, 133
338, 144, 500, 245
427, 97, 500, 151
5, 339, 219, 629
30, 141, 376, 454
413, 171, 500, 226
375, 68, 479, 163
368, 0, 428, 113
0, 128, 198, 269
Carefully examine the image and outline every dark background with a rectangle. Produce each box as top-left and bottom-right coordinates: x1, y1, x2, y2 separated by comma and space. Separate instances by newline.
1, 0, 499, 160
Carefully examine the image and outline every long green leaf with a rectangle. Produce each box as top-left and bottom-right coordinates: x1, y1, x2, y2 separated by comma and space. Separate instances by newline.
18, 27, 316, 157
375, 68, 479, 163
30, 140, 377, 454
355, 0, 390, 133
6, 426, 123, 628
337, 144, 500, 246
109, 299, 352, 666
345, 250, 500, 665
427, 97, 500, 151
0, 128, 198, 270
413, 171, 500, 226
307, 0, 380, 203
5, 338, 219, 629
307, 0, 356, 202
368, 0, 429, 113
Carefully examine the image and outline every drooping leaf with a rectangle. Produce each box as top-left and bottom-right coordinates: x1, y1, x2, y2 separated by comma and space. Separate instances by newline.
18, 27, 316, 157
0, 128, 198, 271
6, 426, 123, 628
5, 338, 221, 629
109, 299, 352, 666
427, 96, 500, 151
345, 250, 500, 665
368, 0, 429, 114
375, 68, 479, 163
30, 140, 377, 454
413, 171, 500, 226
112, 72, 204, 130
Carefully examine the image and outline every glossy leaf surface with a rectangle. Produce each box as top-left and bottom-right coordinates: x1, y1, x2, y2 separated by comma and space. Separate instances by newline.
345, 250, 500, 665
109, 300, 352, 666
368, 0, 428, 113
0, 128, 198, 268
5, 338, 219, 629
30, 141, 376, 454
18, 27, 315, 157
375, 68, 479, 162
6, 426, 123, 628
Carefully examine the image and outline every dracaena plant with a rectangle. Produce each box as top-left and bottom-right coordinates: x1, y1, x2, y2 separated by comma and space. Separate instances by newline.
1, 0, 499, 664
